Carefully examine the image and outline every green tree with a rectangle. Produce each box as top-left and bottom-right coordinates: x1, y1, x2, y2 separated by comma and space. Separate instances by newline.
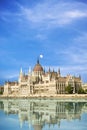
0, 91, 3, 95
85, 89, 87, 94
65, 84, 73, 94
78, 88, 86, 94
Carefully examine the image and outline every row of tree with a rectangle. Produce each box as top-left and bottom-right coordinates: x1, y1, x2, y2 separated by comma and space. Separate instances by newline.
65, 84, 87, 94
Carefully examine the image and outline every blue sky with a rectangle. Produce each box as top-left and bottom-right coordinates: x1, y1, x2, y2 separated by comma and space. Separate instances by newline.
0, 0, 87, 84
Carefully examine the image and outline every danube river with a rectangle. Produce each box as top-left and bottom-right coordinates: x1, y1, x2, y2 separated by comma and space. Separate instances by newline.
0, 98, 87, 130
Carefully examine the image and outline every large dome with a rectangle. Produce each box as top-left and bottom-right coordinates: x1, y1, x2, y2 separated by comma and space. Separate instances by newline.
33, 59, 43, 72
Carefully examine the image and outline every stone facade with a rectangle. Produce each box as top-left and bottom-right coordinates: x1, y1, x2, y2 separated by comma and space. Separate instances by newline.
3, 60, 82, 96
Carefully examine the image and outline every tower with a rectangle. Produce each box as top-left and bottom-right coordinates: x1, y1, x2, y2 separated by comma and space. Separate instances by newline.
28, 67, 31, 77
58, 68, 61, 77
48, 67, 51, 73
37, 58, 39, 64
79, 75, 81, 80
28, 67, 31, 95
19, 68, 23, 83
33, 59, 43, 81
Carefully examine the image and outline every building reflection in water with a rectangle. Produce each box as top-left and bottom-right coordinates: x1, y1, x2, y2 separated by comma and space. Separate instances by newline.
0, 99, 87, 130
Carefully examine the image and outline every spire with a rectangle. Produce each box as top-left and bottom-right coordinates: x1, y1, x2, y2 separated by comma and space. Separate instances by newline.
44, 67, 45, 73
58, 68, 60, 74
28, 67, 31, 73
79, 75, 81, 79
53, 68, 54, 72
19, 67, 23, 83
28, 67, 31, 75
20, 67, 22, 73
48, 67, 51, 72
20, 67, 23, 76
37, 58, 39, 64
58, 68, 61, 77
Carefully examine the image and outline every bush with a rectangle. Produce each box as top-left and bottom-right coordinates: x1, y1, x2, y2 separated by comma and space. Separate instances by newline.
78, 88, 86, 94
65, 85, 73, 94
85, 89, 87, 94
0, 91, 3, 95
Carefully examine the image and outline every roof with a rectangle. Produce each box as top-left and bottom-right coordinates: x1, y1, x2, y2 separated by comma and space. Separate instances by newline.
21, 75, 28, 81
74, 77, 81, 82
6, 81, 18, 85
33, 59, 43, 72
57, 77, 67, 82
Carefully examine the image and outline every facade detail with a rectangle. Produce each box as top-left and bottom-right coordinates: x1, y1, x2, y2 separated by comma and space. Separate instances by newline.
3, 60, 82, 96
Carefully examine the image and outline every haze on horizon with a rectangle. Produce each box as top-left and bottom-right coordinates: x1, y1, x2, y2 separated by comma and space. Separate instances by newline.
0, 0, 87, 84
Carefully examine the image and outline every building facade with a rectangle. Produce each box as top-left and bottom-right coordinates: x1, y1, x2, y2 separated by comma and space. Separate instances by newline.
3, 60, 82, 96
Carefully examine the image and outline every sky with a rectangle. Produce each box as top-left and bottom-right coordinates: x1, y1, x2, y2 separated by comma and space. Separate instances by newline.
0, 0, 87, 84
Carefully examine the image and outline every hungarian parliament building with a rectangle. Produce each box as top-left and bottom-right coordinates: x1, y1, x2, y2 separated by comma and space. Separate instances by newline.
3, 59, 82, 96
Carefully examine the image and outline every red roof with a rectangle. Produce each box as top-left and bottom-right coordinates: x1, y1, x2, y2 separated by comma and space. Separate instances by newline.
33, 63, 43, 72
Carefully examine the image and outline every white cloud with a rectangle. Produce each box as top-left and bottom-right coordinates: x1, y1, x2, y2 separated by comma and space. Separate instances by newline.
19, 1, 87, 27
1, 1, 87, 28
43, 65, 87, 76
65, 10, 87, 18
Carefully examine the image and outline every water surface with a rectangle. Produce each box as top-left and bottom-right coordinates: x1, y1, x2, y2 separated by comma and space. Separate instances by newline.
0, 98, 87, 130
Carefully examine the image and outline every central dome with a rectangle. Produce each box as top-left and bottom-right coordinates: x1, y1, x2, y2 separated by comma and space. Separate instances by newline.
33, 59, 43, 72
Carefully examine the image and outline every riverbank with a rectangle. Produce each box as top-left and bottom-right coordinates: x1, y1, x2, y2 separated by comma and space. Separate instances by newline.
0, 94, 87, 99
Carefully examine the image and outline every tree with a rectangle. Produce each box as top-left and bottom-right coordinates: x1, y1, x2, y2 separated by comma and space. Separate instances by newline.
85, 89, 87, 94
65, 84, 73, 94
78, 88, 86, 94
0, 91, 3, 95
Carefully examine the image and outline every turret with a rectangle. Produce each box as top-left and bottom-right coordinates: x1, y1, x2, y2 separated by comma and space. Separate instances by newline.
58, 68, 61, 77
37, 58, 39, 64
43, 67, 45, 74
19, 67, 23, 83
19, 67, 23, 75
28, 67, 31, 76
48, 67, 51, 73
28, 67, 31, 82
79, 75, 81, 80
53, 68, 55, 73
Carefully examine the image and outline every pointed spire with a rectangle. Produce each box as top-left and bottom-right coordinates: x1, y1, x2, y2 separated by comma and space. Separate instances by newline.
37, 58, 39, 64
28, 67, 31, 73
20, 67, 23, 76
44, 67, 45, 73
19, 67, 23, 83
53, 68, 54, 72
58, 68, 61, 77
79, 75, 81, 79
20, 67, 22, 73
49, 67, 51, 72
28, 67, 31, 76
58, 68, 60, 74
